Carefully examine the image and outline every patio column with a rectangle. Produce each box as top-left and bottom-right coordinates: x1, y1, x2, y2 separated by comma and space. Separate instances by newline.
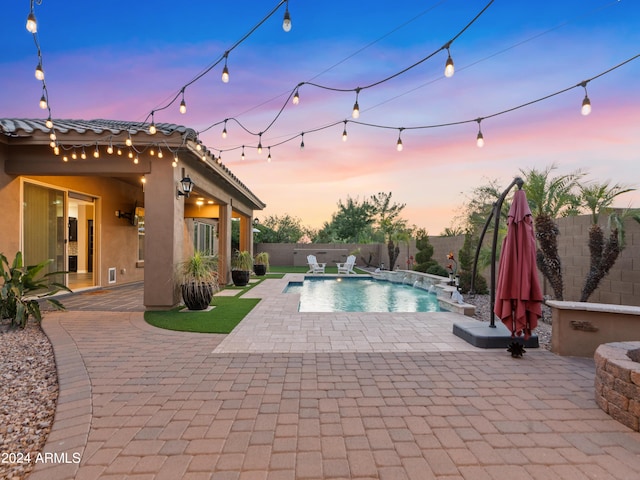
239, 216, 253, 254
218, 202, 232, 285
143, 161, 183, 309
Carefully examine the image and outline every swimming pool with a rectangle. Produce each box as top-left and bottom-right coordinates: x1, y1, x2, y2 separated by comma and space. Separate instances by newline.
285, 277, 441, 313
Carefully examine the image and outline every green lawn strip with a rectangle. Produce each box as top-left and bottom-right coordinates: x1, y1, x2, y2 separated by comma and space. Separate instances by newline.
144, 296, 261, 334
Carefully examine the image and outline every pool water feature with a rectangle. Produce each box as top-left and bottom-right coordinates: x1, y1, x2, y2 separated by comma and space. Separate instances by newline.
285, 277, 441, 313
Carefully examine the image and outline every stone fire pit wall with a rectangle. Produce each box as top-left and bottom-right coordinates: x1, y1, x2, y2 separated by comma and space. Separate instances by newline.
594, 342, 640, 431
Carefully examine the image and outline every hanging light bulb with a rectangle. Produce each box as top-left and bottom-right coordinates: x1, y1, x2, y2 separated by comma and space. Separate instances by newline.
134, 155, 139, 164
342, 121, 348, 142
125, 133, 132, 147
63, 155, 68, 162
221, 53, 230, 83
179, 90, 187, 114
117, 148, 122, 156
81, 148, 87, 160
351, 88, 362, 119
157, 147, 163, 158
222, 120, 228, 138
39, 93, 47, 110
241, 146, 245, 160
149, 148, 155, 156
45, 116, 53, 129
94, 145, 100, 158
257, 134, 263, 154
49, 130, 56, 141
267, 147, 272, 163
148, 113, 157, 135
128, 149, 134, 159
444, 47, 455, 78
174, 154, 179, 164
171, 158, 177, 167
293, 88, 299, 105
282, 1, 292, 32
35, 62, 44, 81
396, 129, 404, 152
217, 153, 222, 164
71, 150, 77, 160
300, 133, 305, 150
49, 140, 56, 148
107, 143, 114, 154
581, 95, 591, 116
26, 10, 37, 33
53, 145, 60, 155
196, 142, 202, 151
141, 176, 146, 185
476, 119, 485, 148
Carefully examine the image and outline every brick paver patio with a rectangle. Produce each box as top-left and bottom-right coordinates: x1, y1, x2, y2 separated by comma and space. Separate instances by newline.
29, 279, 640, 479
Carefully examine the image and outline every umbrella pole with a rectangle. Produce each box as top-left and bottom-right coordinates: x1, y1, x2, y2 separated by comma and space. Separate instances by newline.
489, 177, 524, 328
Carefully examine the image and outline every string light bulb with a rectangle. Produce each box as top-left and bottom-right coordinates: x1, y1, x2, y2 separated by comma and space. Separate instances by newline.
53, 145, 59, 155
134, 155, 139, 164
81, 148, 87, 160
71, 150, 77, 160
39, 93, 47, 110
148, 112, 157, 135
396, 129, 404, 152
157, 147, 163, 158
257, 134, 263, 154
217, 153, 222, 164
35, 62, 44, 81
172, 154, 178, 167
241, 145, 245, 161
580, 82, 591, 116
476, 119, 485, 148
179, 90, 187, 114
26, 10, 37, 33
267, 147, 272, 163
107, 142, 114, 154
45, 116, 53, 129
444, 47, 455, 78
94, 145, 100, 158
282, 1, 292, 32
125, 133, 132, 147
342, 121, 348, 142
352, 89, 361, 119
293, 88, 299, 105
128, 149, 134, 159
222, 120, 228, 138
221, 53, 230, 83
300, 133, 305, 150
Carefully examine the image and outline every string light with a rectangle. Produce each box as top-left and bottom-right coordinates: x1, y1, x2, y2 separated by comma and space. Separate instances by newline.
282, 0, 292, 32
149, 147, 155, 156
396, 129, 404, 152
157, 147, 163, 158
476, 119, 485, 148
107, 141, 114, 154
134, 154, 139, 164
217, 153, 222, 164
53, 145, 59, 155
39, 92, 47, 109
128, 149, 134, 159
26, 8, 37, 33
117, 148, 122, 156
94, 144, 100, 158
342, 121, 348, 142
222, 120, 228, 138
35, 62, 44, 81
267, 147, 272, 162
45, 117, 53, 129
352, 89, 361, 119
149, 112, 157, 135
580, 82, 591, 116
300, 133, 305, 150
71, 150, 77, 160
444, 47, 455, 78
179, 90, 187, 114
63, 155, 68, 162
241, 145, 245, 160
257, 133, 263, 154
221, 53, 230, 83
172, 154, 178, 167
125, 133, 132, 147
292, 88, 300, 105
80, 148, 87, 160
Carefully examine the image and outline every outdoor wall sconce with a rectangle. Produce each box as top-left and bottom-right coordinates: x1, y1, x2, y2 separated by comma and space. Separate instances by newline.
176, 176, 194, 199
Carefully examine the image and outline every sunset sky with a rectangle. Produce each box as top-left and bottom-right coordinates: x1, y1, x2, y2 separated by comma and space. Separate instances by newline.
3, 0, 639, 234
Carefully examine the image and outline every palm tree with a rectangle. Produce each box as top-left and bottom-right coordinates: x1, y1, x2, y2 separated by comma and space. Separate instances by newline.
520, 164, 583, 300
579, 181, 638, 302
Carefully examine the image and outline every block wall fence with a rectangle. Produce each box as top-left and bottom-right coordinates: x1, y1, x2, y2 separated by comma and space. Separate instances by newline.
256, 214, 640, 307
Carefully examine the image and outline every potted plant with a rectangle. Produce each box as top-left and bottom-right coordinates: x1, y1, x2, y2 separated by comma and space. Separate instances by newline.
1, 251, 70, 328
177, 251, 219, 310
231, 250, 253, 287
253, 251, 270, 276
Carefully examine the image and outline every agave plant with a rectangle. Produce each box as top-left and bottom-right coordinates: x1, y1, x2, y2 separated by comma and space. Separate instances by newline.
0, 251, 70, 328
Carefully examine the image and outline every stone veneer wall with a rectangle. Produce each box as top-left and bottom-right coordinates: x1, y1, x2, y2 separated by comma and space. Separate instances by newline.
594, 342, 640, 432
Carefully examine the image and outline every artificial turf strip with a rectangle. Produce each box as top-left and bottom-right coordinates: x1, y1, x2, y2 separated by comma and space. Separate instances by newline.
144, 296, 261, 334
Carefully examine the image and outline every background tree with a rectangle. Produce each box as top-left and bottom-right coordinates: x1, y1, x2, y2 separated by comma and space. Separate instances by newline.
329, 196, 376, 243
370, 192, 407, 269
260, 214, 306, 243
457, 231, 488, 294
579, 181, 638, 301
521, 164, 583, 300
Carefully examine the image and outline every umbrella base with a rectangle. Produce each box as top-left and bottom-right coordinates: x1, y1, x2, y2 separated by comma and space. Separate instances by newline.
453, 321, 539, 349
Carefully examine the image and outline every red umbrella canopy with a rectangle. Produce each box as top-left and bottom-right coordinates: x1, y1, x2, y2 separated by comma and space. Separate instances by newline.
494, 188, 543, 339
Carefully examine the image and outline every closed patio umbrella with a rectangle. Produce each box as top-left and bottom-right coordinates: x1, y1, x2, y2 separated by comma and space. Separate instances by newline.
494, 187, 543, 343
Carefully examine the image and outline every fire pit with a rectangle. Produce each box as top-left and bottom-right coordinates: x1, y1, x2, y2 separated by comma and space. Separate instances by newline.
594, 342, 640, 431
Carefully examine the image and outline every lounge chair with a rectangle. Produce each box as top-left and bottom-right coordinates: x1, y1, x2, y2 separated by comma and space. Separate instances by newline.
307, 254, 326, 274
337, 255, 357, 274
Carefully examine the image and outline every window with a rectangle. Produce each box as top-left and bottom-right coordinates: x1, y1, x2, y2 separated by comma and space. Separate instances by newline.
193, 221, 217, 256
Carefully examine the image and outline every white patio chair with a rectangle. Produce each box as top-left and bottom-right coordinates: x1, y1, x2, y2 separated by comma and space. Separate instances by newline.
307, 254, 326, 274
337, 255, 357, 274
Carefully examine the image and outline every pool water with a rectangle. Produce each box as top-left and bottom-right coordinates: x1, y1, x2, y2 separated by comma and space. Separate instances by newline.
285, 277, 441, 313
